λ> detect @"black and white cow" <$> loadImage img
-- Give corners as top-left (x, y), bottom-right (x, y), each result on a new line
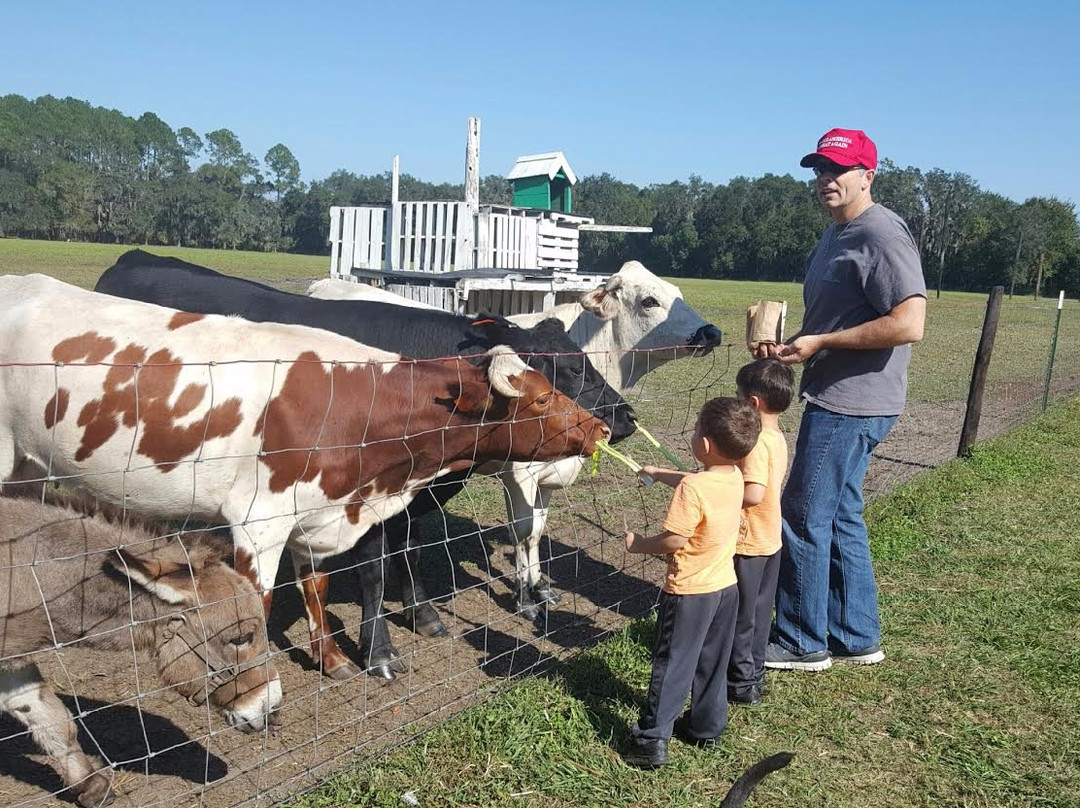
top-left (94, 250), bottom-right (636, 678)
top-left (309, 261), bottom-right (724, 620)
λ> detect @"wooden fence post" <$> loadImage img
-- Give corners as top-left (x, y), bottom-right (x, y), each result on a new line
top-left (958, 286), bottom-right (1004, 457)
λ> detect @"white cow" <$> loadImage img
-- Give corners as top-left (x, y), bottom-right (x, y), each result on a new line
top-left (308, 277), bottom-right (441, 310)
top-left (309, 261), bottom-right (721, 618)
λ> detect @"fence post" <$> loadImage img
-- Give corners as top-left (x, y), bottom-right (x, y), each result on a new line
top-left (1042, 290), bottom-right (1065, 411)
top-left (958, 286), bottom-right (1004, 457)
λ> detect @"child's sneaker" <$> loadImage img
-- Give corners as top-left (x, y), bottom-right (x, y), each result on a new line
top-left (727, 682), bottom-right (763, 705)
top-left (763, 642), bottom-right (832, 672)
top-left (832, 645), bottom-right (885, 665)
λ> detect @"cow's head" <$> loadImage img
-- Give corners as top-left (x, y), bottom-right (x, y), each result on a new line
top-left (468, 316), bottom-right (636, 443)
top-left (452, 347), bottom-right (611, 461)
top-left (580, 260), bottom-right (722, 356)
top-left (111, 540), bottom-right (283, 733)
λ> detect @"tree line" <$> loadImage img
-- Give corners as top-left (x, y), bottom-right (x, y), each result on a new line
top-left (1, 94), bottom-right (1077, 296)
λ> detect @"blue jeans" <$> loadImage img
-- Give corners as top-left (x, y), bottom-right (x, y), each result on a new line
top-left (773, 403), bottom-right (897, 656)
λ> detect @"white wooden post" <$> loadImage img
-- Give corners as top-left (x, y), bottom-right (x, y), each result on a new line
top-left (388, 155), bottom-right (400, 270)
top-left (465, 117), bottom-right (480, 215)
top-left (460, 117), bottom-right (480, 270)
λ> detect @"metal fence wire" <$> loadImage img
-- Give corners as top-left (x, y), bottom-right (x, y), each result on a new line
top-left (0, 295), bottom-right (1077, 808)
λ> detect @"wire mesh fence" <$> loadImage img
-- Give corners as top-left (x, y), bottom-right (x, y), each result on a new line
top-left (0, 290), bottom-right (1077, 808)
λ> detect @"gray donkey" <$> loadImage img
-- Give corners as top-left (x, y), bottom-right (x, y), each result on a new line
top-left (0, 496), bottom-right (283, 807)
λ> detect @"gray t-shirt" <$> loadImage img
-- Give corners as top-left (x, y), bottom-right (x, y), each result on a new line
top-left (799, 203), bottom-right (926, 417)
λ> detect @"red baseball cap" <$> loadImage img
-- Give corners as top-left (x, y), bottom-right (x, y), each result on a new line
top-left (800, 128), bottom-right (878, 171)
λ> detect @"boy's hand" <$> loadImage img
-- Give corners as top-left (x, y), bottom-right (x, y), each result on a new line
top-left (623, 531), bottom-right (637, 552)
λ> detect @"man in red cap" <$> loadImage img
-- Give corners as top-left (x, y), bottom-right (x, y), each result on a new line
top-left (761, 128), bottom-right (927, 672)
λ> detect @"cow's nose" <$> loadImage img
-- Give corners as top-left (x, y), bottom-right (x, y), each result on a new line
top-left (599, 423), bottom-right (612, 440)
top-left (690, 324), bottom-right (722, 347)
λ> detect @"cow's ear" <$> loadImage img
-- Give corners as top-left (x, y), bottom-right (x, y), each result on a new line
top-left (452, 381), bottom-right (493, 416)
top-left (110, 547), bottom-right (197, 606)
top-left (580, 275), bottom-right (623, 321)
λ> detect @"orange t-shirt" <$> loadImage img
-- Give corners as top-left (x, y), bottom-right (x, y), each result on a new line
top-left (736, 427), bottom-right (788, 556)
top-left (661, 467), bottom-right (743, 595)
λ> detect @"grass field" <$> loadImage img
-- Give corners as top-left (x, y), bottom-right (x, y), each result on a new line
top-left (283, 397), bottom-right (1080, 808)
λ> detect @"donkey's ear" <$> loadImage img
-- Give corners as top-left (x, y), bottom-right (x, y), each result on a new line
top-left (111, 547), bottom-right (196, 606)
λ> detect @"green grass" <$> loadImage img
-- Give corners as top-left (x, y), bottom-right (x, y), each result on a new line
top-left (0, 237), bottom-right (327, 290)
top-left (285, 397), bottom-right (1080, 808)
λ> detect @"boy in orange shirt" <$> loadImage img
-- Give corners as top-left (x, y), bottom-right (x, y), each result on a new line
top-left (622, 397), bottom-right (761, 768)
top-left (728, 358), bottom-right (795, 705)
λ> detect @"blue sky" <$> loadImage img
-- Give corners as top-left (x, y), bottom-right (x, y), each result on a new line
top-left (2, 0), bottom-right (1077, 205)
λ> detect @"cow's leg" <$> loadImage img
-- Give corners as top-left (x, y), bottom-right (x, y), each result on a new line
top-left (388, 473), bottom-right (471, 639)
top-left (526, 485), bottom-right (560, 607)
top-left (290, 553), bottom-right (364, 680)
top-left (0, 431), bottom-right (18, 487)
top-left (500, 470), bottom-right (548, 621)
top-left (230, 528), bottom-right (288, 620)
top-left (389, 534), bottom-right (446, 638)
top-left (0, 665), bottom-right (113, 807)
top-left (354, 528), bottom-right (407, 679)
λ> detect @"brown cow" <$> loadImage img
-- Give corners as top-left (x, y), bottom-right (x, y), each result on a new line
top-left (0, 496), bottom-right (282, 807)
top-left (0, 274), bottom-right (609, 677)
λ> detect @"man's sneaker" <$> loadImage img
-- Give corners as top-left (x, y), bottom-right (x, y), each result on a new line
top-left (832, 645), bottom-right (885, 665)
top-left (763, 642), bottom-right (832, 672)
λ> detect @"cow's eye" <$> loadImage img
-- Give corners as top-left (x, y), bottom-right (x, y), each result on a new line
top-left (535, 393), bottom-right (552, 408)
top-left (642, 296), bottom-right (660, 309)
top-left (229, 632), bottom-right (254, 648)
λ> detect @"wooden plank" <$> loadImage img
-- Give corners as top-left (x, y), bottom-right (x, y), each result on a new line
top-left (433, 203), bottom-right (443, 273)
top-left (476, 209), bottom-right (490, 268)
top-left (457, 202), bottom-right (474, 270)
top-left (328, 207), bottom-right (342, 275)
top-left (438, 205), bottom-right (451, 271)
top-left (341, 208), bottom-right (356, 271)
top-left (442, 202), bottom-right (453, 271)
top-left (388, 159), bottom-right (400, 270)
top-left (577, 224), bottom-right (653, 233)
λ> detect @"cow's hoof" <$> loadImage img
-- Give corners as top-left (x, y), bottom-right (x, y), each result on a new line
top-left (532, 581), bottom-right (562, 607)
top-left (324, 660), bottom-right (364, 680)
top-left (76, 772), bottom-right (114, 807)
top-left (410, 604), bottom-right (448, 637)
top-left (365, 651), bottom-right (408, 680)
top-left (366, 662), bottom-right (398, 681)
top-left (416, 618), bottom-right (448, 638)
top-left (519, 601), bottom-right (542, 623)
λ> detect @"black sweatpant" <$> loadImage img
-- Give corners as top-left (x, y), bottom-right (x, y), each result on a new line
top-left (728, 551), bottom-right (781, 693)
top-left (632, 584), bottom-right (739, 742)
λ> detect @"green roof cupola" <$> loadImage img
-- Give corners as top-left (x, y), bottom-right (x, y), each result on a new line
top-left (506, 151), bottom-right (577, 213)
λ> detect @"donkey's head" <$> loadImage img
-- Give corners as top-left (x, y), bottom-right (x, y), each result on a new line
top-left (111, 538), bottom-right (283, 732)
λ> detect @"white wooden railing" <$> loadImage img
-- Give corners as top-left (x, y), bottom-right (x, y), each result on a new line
top-left (329, 204), bottom-right (593, 275)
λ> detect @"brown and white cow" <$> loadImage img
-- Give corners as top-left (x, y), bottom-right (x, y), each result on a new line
top-left (0, 495), bottom-right (281, 808)
top-left (0, 274), bottom-right (609, 677)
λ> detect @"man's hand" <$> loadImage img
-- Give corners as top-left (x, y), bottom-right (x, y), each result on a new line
top-left (750, 343), bottom-right (782, 359)
top-left (624, 531), bottom-right (638, 552)
top-left (777, 335), bottom-right (825, 364)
